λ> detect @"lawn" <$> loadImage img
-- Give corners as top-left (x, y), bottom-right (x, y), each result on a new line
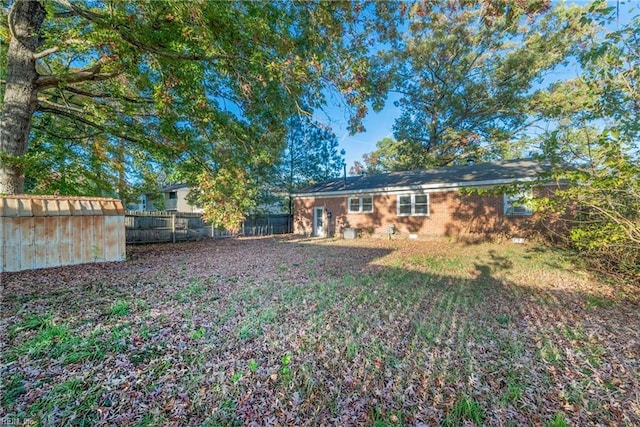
top-left (1, 236), bottom-right (639, 426)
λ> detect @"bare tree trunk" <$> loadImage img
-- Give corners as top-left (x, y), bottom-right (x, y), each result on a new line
top-left (0, 0), bottom-right (46, 194)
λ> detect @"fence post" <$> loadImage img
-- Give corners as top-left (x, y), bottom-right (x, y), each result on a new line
top-left (171, 214), bottom-right (176, 243)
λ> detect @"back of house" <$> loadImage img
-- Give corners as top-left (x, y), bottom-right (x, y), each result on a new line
top-left (292, 158), bottom-right (559, 239)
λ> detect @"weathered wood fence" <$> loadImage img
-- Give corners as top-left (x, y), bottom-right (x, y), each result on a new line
top-left (125, 211), bottom-right (292, 244)
top-left (1, 196), bottom-right (125, 272)
top-left (242, 214), bottom-right (292, 236)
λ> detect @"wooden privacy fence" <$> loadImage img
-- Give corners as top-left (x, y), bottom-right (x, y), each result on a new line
top-left (125, 211), bottom-right (231, 244)
top-left (125, 212), bottom-right (292, 244)
top-left (242, 214), bottom-right (292, 236)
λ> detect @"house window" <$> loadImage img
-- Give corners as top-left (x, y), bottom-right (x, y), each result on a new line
top-left (168, 191), bottom-right (178, 199)
top-left (398, 195), bottom-right (412, 215)
top-left (348, 196), bottom-right (373, 213)
top-left (397, 193), bottom-right (430, 216)
top-left (504, 190), bottom-right (533, 216)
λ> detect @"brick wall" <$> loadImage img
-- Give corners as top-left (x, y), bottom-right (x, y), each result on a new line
top-left (293, 188), bottom-right (547, 239)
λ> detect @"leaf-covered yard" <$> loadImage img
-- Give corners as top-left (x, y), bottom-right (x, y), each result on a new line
top-left (1, 237), bottom-right (639, 426)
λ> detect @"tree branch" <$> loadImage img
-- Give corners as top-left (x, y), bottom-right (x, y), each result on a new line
top-left (33, 46), bottom-right (59, 59)
top-left (53, 0), bottom-right (102, 22)
top-left (37, 105), bottom-right (104, 130)
top-left (38, 98), bottom-right (86, 116)
top-left (113, 29), bottom-right (216, 61)
top-left (34, 38), bottom-right (91, 59)
top-left (53, 0), bottom-right (223, 62)
top-left (36, 57), bottom-right (120, 90)
top-left (61, 86), bottom-right (153, 104)
top-left (52, 10), bottom-right (77, 18)
top-left (31, 123), bottom-right (101, 141)
top-left (36, 105), bottom-right (145, 145)
top-left (7, 0), bottom-right (18, 42)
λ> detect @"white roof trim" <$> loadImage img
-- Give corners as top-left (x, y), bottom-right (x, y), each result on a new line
top-left (292, 177), bottom-right (541, 199)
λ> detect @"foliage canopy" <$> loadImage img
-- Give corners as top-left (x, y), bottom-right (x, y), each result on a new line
top-left (534, 7), bottom-right (640, 280)
top-left (361, 2), bottom-right (594, 170)
top-left (0, 0), bottom-right (397, 226)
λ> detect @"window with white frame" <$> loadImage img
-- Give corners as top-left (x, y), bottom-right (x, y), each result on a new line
top-left (504, 190), bottom-right (533, 216)
top-left (397, 193), bottom-right (430, 216)
top-left (348, 196), bottom-right (373, 213)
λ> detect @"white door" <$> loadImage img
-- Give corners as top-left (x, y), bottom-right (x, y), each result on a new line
top-left (313, 207), bottom-right (325, 237)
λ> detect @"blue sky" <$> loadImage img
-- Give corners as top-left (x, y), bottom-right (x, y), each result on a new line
top-left (327, 0), bottom-right (637, 169)
top-left (317, 91), bottom-right (402, 170)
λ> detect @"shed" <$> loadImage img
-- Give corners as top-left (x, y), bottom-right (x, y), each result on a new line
top-left (0, 196), bottom-right (126, 272)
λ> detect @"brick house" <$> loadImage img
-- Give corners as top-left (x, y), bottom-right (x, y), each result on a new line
top-left (292, 158), bottom-right (556, 239)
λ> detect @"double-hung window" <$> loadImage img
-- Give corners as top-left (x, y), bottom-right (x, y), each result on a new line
top-left (348, 196), bottom-right (373, 213)
top-left (397, 193), bottom-right (429, 216)
top-left (504, 190), bottom-right (533, 216)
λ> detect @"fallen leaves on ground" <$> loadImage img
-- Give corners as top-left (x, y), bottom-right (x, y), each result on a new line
top-left (1, 236), bottom-right (639, 426)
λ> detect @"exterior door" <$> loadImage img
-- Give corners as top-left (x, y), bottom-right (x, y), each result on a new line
top-left (313, 207), bottom-right (325, 237)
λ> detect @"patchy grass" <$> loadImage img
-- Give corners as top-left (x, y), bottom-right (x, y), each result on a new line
top-left (108, 299), bottom-right (131, 316)
top-left (443, 396), bottom-right (485, 426)
top-left (1, 236), bottom-right (639, 425)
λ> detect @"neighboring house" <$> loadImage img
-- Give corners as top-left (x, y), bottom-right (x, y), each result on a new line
top-left (127, 194), bottom-right (151, 212)
top-left (292, 158), bottom-right (557, 239)
top-left (125, 184), bottom-right (202, 213)
top-left (159, 184), bottom-right (203, 213)
top-left (129, 184), bottom-right (286, 215)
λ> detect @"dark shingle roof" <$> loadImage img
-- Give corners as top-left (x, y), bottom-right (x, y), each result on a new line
top-left (161, 183), bottom-right (190, 192)
top-left (293, 158), bottom-right (548, 196)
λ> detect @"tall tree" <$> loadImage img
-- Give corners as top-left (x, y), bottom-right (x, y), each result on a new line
top-left (354, 137), bottom-right (424, 174)
top-left (379, 1), bottom-right (594, 168)
top-left (0, 0), bottom-right (46, 194)
top-left (0, 1), bottom-right (399, 220)
top-left (286, 117), bottom-right (344, 183)
top-left (272, 116), bottom-right (345, 214)
top-left (348, 160), bottom-right (366, 176)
